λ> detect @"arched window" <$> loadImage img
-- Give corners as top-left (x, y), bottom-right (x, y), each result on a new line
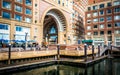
top-left (49, 26), bottom-right (56, 34)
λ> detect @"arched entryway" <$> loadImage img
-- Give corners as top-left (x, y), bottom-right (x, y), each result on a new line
top-left (43, 9), bottom-right (66, 44)
top-left (43, 15), bottom-right (58, 44)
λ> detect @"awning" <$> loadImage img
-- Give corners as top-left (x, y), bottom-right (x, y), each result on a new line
top-left (82, 40), bottom-right (93, 43)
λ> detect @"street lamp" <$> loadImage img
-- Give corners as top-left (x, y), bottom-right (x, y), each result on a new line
top-left (25, 32), bottom-right (28, 50)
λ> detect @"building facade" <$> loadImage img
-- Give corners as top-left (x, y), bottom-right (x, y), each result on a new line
top-left (0, 0), bottom-right (87, 46)
top-left (85, 0), bottom-right (120, 46)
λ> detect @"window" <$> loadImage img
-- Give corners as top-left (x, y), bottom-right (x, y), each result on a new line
top-left (16, 26), bottom-right (22, 31)
top-left (87, 13), bottom-right (91, 17)
top-left (100, 17), bottom-right (104, 22)
top-left (15, 5), bottom-right (22, 12)
top-left (114, 15), bottom-right (120, 20)
top-left (26, 8), bottom-right (32, 15)
top-left (87, 20), bottom-right (91, 23)
top-left (93, 12), bottom-right (98, 16)
top-left (93, 5), bottom-right (98, 10)
top-left (100, 4), bottom-right (104, 8)
top-left (66, 0), bottom-right (68, 6)
top-left (100, 24), bottom-right (104, 29)
top-left (16, 0), bottom-right (22, 3)
top-left (115, 30), bottom-right (120, 34)
top-left (93, 18), bottom-right (98, 22)
top-left (87, 32), bottom-right (91, 35)
top-left (0, 24), bottom-right (8, 30)
top-left (107, 9), bottom-right (112, 14)
top-left (25, 17), bottom-right (31, 23)
top-left (15, 14), bottom-right (22, 21)
top-left (107, 24), bottom-right (112, 28)
top-left (87, 26), bottom-right (91, 30)
top-left (108, 31), bottom-right (111, 34)
top-left (2, 11), bottom-right (10, 19)
top-left (2, 1), bottom-right (11, 9)
top-left (113, 1), bottom-right (120, 6)
top-left (58, 0), bottom-right (60, 4)
top-left (35, 4), bottom-right (37, 7)
top-left (115, 22), bottom-right (120, 27)
top-left (94, 32), bottom-right (98, 35)
top-left (88, 7), bottom-right (91, 11)
top-left (107, 16), bottom-right (112, 21)
top-left (107, 2), bottom-right (112, 7)
top-left (62, 0), bottom-right (64, 6)
top-left (26, 0), bottom-right (32, 6)
top-left (100, 31), bottom-right (104, 35)
top-left (114, 7), bottom-right (120, 13)
top-left (99, 10), bottom-right (104, 15)
top-left (94, 25), bottom-right (98, 28)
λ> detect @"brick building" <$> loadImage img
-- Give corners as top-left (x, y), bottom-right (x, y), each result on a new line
top-left (85, 0), bottom-right (120, 46)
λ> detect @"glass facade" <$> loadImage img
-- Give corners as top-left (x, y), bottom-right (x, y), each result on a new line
top-left (0, 24), bottom-right (10, 40)
top-left (15, 26), bottom-right (30, 41)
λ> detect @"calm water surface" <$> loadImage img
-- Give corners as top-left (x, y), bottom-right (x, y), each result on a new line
top-left (9, 58), bottom-right (120, 75)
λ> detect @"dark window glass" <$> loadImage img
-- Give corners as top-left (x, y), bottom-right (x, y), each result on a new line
top-left (26, 8), bottom-right (31, 15)
top-left (100, 4), bottom-right (104, 8)
top-left (93, 5), bottom-right (97, 10)
top-left (16, 26), bottom-right (22, 31)
top-left (58, 0), bottom-right (60, 4)
top-left (99, 10), bottom-right (104, 15)
top-left (100, 31), bottom-right (104, 35)
top-left (2, 11), bottom-right (10, 19)
top-left (115, 22), bottom-right (120, 27)
top-left (100, 17), bottom-right (104, 22)
top-left (108, 24), bottom-right (112, 27)
top-left (88, 7), bottom-right (91, 11)
top-left (107, 2), bottom-right (112, 7)
top-left (94, 32), bottom-right (98, 35)
top-left (0, 24), bottom-right (8, 30)
top-left (114, 7), bottom-right (120, 13)
top-left (108, 31), bottom-right (112, 34)
top-left (94, 25), bottom-right (98, 28)
top-left (26, 0), bottom-right (32, 6)
top-left (2, 1), bottom-right (11, 9)
top-left (107, 9), bottom-right (112, 14)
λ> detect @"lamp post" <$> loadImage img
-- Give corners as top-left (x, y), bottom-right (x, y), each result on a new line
top-left (25, 32), bottom-right (28, 50)
top-left (8, 44), bottom-right (11, 64)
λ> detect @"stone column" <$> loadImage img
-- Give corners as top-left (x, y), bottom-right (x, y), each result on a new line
top-left (58, 31), bottom-right (64, 44)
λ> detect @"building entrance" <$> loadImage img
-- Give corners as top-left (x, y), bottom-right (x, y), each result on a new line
top-left (43, 15), bottom-right (58, 44)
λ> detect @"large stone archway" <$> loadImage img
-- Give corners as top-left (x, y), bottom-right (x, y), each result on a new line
top-left (43, 9), bottom-right (67, 44)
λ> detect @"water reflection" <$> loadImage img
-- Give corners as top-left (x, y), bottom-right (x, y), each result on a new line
top-left (10, 58), bottom-right (120, 75)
